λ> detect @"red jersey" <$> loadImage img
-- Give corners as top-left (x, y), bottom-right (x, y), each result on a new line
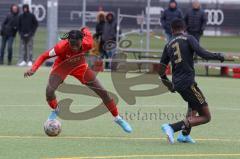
top-left (31, 27), bottom-right (93, 72)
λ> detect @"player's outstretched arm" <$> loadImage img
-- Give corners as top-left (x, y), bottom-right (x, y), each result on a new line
top-left (188, 36), bottom-right (225, 62)
top-left (159, 46), bottom-right (175, 93)
top-left (160, 74), bottom-right (175, 93)
top-left (24, 50), bottom-right (54, 78)
top-left (24, 69), bottom-right (35, 78)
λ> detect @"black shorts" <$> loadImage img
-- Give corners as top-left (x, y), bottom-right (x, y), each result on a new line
top-left (177, 83), bottom-right (208, 111)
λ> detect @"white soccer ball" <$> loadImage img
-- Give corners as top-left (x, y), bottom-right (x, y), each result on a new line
top-left (44, 119), bottom-right (62, 137)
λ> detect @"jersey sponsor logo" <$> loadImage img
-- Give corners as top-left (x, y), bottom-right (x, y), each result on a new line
top-left (49, 49), bottom-right (56, 57)
top-left (205, 9), bottom-right (224, 25)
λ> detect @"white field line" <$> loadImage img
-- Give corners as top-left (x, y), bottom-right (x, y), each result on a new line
top-left (0, 135), bottom-right (239, 143)
top-left (44, 153), bottom-right (240, 159)
top-left (0, 104), bottom-right (240, 111)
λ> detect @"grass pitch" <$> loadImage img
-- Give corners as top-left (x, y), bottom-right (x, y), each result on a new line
top-left (0, 27), bottom-right (240, 159)
top-left (0, 66), bottom-right (240, 159)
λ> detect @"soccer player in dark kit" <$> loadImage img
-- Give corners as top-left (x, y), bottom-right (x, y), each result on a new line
top-left (24, 27), bottom-right (132, 133)
top-left (159, 19), bottom-right (224, 144)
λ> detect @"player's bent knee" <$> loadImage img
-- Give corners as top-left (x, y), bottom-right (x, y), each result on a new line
top-left (202, 114), bottom-right (211, 124)
top-left (206, 114), bottom-right (211, 123)
top-left (205, 107), bottom-right (211, 123)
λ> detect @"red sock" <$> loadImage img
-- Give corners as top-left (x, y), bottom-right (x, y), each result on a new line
top-left (106, 99), bottom-right (119, 117)
top-left (47, 99), bottom-right (58, 109)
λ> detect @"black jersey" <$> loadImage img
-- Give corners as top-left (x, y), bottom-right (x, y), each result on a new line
top-left (160, 33), bottom-right (222, 91)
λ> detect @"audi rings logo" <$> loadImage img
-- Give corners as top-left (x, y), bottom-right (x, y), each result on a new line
top-left (31, 4), bottom-right (46, 21)
top-left (205, 9), bottom-right (224, 25)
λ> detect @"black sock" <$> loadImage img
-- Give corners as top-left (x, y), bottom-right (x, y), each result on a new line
top-left (182, 119), bottom-right (191, 136)
top-left (169, 121), bottom-right (185, 133)
top-left (182, 127), bottom-right (191, 136)
top-left (170, 120), bottom-right (192, 135)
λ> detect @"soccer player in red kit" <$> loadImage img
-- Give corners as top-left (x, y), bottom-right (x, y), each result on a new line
top-left (24, 27), bottom-right (132, 133)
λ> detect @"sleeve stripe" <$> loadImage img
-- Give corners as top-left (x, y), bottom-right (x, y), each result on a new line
top-left (49, 49), bottom-right (56, 57)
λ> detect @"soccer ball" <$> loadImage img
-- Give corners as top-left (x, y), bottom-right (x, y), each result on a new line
top-left (44, 119), bottom-right (62, 137)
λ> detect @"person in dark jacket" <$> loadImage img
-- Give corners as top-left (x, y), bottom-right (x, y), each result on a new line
top-left (0, 4), bottom-right (19, 65)
top-left (95, 11), bottom-right (105, 40)
top-left (102, 12), bottom-right (117, 43)
top-left (101, 12), bottom-right (118, 70)
top-left (18, 4), bottom-right (38, 67)
top-left (161, 0), bottom-right (183, 42)
top-left (95, 11), bottom-right (105, 58)
top-left (184, 0), bottom-right (207, 42)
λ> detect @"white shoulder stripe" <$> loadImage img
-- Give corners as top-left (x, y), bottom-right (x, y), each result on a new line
top-left (49, 49), bottom-right (56, 57)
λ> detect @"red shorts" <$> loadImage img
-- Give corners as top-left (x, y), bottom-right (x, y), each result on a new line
top-left (70, 64), bottom-right (96, 84)
top-left (51, 63), bottom-right (96, 84)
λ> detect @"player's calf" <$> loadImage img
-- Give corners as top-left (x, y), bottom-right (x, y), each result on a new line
top-left (85, 79), bottom-right (118, 117)
top-left (46, 75), bottom-right (63, 119)
top-left (187, 106), bottom-right (211, 127)
top-left (85, 78), bottom-right (132, 133)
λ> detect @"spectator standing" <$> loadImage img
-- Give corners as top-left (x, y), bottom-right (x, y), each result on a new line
top-left (95, 11), bottom-right (105, 42)
top-left (94, 11), bottom-right (105, 68)
top-left (184, 0), bottom-right (207, 42)
top-left (18, 4), bottom-right (38, 67)
top-left (161, 0), bottom-right (183, 42)
top-left (101, 12), bottom-right (118, 70)
top-left (0, 4), bottom-right (19, 65)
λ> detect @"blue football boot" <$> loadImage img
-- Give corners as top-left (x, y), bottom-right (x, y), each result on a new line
top-left (177, 132), bottom-right (196, 144)
top-left (115, 116), bottom-right (132, 133)
top-left (161, 124), bottom-right (175, 144)
top-left (48, 107), bottom-right (59, 120)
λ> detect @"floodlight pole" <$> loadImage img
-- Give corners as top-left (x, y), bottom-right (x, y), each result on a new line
top-left (82, 0), bottom-right (86, 27)
top-left (45, 0), bottom-right (58, 66)
top-left (47, 0), bottom-right (58, 49)
top-left (116, 8), bottom-right (121, 51)
top-left (140, 10), bottom-right (144, 50)
top-left (146, 0), bottom-right (151, 52)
